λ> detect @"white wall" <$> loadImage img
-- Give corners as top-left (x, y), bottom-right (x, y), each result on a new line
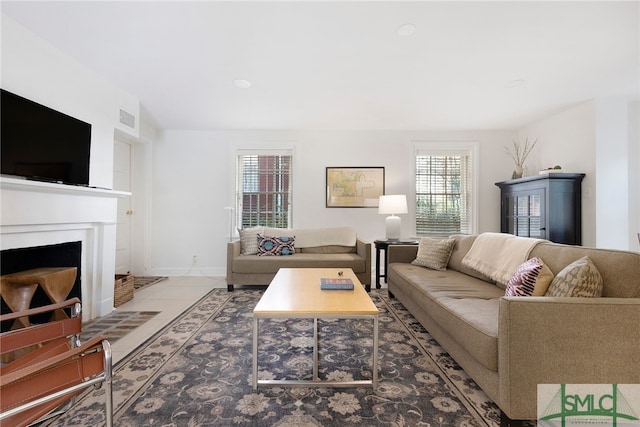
top-left (150, 129), bottom-right (519, 276)
top-left (520, 98), bottom-right (640, 250)
top-left (629, 101), bottom-right (640, 252)
top-left (518, 101), bottom-right (597, 246)
top-left (1, 15), bottom-right (139, 189)
top-left (595, 98), bottom-right (630, 249)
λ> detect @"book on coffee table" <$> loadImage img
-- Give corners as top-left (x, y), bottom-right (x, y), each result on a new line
top-left (320, 278), bottom-right (354, 290)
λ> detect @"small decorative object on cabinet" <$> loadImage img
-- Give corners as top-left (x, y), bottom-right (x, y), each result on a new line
top-left (495, 173), bottom-right (585, 245)
top-left (504, 137), bottom-right (538, 179)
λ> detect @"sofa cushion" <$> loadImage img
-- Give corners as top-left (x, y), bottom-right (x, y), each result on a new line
top-left (411, 237), bottom-right (456, 271)
top-left (233, 253), bottom-right (366, 274)
top-left (257, 235), bottom-right (295, 256)
top-left (299, 245), bottom-right (356, 254)
top-left (545, 256), bottom-right (603, 297)
top-left (264, 227), bottom-right (356, 248)
top-left (505, 257), bottom-right (543, 296)
top-left (238, 226), bottom-right (264, 255)
top-left (388, 263), bottom-right (502, 371)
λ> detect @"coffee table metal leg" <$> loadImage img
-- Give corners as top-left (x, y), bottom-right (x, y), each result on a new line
top-left (253, 317), bottom-right (259, 390)
top-left (373, 316), bottom-right (379, 390)
top-left (253, 314), bottom-right (377, 390)
top-left (313, 318), bottom-right (319, 381)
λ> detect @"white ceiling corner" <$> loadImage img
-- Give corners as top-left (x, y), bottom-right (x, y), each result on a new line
top-left (2, 1), bottom-right (638, 131)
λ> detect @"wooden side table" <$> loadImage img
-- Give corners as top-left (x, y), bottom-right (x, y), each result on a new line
top-left (0, 267), bottom-right (78, 325)
top-left (374, 239), bottom-right (419, 288)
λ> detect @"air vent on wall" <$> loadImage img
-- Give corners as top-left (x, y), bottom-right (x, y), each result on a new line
top-left (119, 108), bottom-right (136, 129)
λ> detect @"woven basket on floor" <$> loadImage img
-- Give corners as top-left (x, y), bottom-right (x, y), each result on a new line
top-left (114, 274), bottom-right (134, 307)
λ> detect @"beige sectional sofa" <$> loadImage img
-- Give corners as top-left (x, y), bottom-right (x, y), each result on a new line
top-left (226, 227), bottom-right (371, 291)
top-left (387, 233), bottom-right (640, 421)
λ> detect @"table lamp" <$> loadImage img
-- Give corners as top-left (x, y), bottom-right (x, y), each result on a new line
top-left (378, 195), bottom-right (407, 240)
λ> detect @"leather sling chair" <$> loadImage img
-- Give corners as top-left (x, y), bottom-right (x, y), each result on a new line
top-left (0, 298), bottom-right (113, 427)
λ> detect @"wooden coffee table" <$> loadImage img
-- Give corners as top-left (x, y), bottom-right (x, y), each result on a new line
top-left (252, 268), bottom-right (379, 390)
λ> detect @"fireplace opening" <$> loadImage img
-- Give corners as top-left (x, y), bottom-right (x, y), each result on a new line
top-left (1, 241), bottom-right (82, 329)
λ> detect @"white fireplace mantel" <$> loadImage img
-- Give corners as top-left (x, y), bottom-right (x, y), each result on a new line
top-left (1, 176), bottom-right (131, 320)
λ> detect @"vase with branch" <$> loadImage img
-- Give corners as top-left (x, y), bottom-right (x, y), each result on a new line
top-left (505, 137), bottom-right (538, 179)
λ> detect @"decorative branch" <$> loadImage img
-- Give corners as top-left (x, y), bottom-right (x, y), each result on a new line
top-left (505, 137), bottom-right (538, 167)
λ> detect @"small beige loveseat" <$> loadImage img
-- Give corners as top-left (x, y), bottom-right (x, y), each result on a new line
top-left (226, 227), bottom-right (371, 291)
top-left (387, 233), bottom-right (640, 421)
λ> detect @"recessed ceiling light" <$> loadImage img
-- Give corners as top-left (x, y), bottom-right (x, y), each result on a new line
top-left (234, 79), bottom-right (252, 89)
top-left (506, 79), bottom-right (525, 88)
top-left (397, 23), bottom-right (416, 37)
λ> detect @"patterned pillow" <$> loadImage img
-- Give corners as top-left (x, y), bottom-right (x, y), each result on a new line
top-left (237, 226), bottom-right (264, 255)
top-left (532, 263), bottom-right (554, 296)
top-left (545, 256), bottom-right (603, 297)
top-left (411, 238), bottom-right (456, 271)
top-left (257, 235), bottom-right (295, 256)
top-left (505, 257), bottom-right (544, 296)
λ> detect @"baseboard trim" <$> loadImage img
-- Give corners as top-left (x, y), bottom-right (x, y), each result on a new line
top-left (150, 267), bottom-right (225, 277)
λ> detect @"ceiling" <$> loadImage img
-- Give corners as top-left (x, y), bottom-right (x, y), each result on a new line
top-left (2, 1), bottom-right (638, 131)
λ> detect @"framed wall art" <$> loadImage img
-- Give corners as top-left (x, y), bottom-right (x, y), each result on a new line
top-left (326, 167), bottom-right (385, 208)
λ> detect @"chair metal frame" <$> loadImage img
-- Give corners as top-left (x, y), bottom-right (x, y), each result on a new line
top-left (0, 298), bottom-right (113, 427)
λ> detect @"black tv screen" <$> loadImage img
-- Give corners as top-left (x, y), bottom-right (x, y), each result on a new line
top-left (1, 89), bottom-right (92, 186)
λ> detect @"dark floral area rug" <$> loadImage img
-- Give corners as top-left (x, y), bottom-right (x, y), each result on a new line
top-left (46, 289), bottom-right (502, 426)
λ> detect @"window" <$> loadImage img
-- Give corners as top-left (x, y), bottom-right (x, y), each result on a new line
top-left (236, 150), bottom-right (292, 228)
top-left (414, 144), bottom-right (476, 236)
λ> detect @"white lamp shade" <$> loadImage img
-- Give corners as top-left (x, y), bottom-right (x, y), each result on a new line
top-left (378, 195), bottom-right (408, 215)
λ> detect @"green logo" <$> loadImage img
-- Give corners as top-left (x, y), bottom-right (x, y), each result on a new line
top-left (538, 384), bottom-right (639, 426)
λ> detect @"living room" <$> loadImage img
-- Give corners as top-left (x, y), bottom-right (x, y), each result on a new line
top-left (2, 2), bottom-right (638, 284)
top-left (1, 1), bottom-right (639, 425)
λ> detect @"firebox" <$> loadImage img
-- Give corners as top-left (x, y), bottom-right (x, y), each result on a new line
top-left (1, 241), bottom-right (82, 328)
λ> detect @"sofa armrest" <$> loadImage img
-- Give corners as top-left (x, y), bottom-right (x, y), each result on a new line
top-left (356, 239), bottom-right (372, 278)
top-left (498, 296), bottom-right (640, 419)
top-left (226, 241), bottom-right (241, 284)
top-left (387, 245), bottom-right (419, 264)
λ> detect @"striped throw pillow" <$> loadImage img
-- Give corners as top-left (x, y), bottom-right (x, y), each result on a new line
top-left (238, 226), bottom-right (264, 255)
top-left (411, 238), bottom-right (456, 271)
top-left (505, 257), bottom-right (544, 296)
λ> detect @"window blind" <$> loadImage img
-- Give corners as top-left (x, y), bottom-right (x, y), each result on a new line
top-left (415, 150), bottom-right (472, 235)
top-left (236, 152), bottom-right (292, 228)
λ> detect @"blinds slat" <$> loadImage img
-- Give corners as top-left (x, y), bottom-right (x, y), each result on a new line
top-left (415, 152), bottom-right (472, 235)
top-left (237, 153), bottom-right (292, 228)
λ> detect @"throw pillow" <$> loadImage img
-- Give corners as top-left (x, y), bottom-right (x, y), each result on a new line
top-left (257, 235), bottom-right (295, 256)
top-left (532, 263), bottom-right (554, 296)
top-left (411, 238), bottom-right (456, 271)
top-left (505, 257), bottom-right (544, 296)
top-left (238, 226), bottom-right (264, 255)
top-left (545, 256), bottom-right (603, 297)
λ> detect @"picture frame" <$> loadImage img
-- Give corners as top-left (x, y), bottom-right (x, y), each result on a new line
top-left (326, 167), bottom-right (385, 208)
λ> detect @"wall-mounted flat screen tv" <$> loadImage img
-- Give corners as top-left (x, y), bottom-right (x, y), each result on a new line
top-left (1, 89), bottom-right (92, 186)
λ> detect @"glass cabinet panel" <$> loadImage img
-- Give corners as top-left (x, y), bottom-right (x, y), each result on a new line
top-left (505, 190), bottom-right (545, 238)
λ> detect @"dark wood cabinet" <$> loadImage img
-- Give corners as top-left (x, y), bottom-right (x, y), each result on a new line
top-left (495, 173), bottom-right (585, 245)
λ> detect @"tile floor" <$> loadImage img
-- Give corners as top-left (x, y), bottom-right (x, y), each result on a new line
top-left (108, 276), bottom-right (227, 363)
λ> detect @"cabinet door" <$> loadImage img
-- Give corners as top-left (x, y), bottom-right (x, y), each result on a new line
top-left (504, 189), bottom-right (546, 239)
